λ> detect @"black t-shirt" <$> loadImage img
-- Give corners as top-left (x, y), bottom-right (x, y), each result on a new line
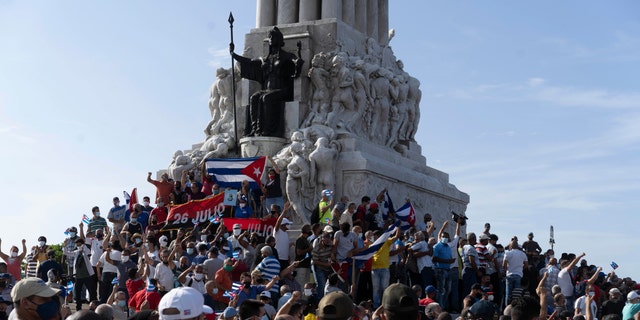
top-left (265, 174), bottom-right (282, 198)
top-left (295, 236), bottom-right (311, 268)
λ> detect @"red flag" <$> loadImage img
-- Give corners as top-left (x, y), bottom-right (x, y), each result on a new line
top-left (240, 156), bottom-right (266, 187)
top-left (128, 188), bottom-right (138, 213)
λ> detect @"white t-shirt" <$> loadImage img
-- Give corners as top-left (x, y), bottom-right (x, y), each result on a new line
top-left (558, 268), bottom-right (574, 297)
top-left (99, 251), bottom-right (122, 273)
top-left (449, 236), bottom-right (460, 269)
top-left (273, 228), bottom-right (290, 261)
top-left (155, 261), bottom-right (177, 291)
top-left (88, 238), bottom-right (104, 267)
top-left (410, 240), bottom-right (433, 271)
top-left (504, 249), bottom-right (527, 277)
top-left (574, 295), bottom-right (597, 319)
top-left (333, 231), bottom-right (357, 261)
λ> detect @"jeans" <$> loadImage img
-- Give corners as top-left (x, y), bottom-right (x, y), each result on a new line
top-left (314, 267), bottom-right (331, 298)
top-left (462, 267), bottom-right (478, 299)
top-left (435, 268), bottom-right (451, 309)
top-left (505, 274), bottom-right (522, 304)
top-left (100, 272), bottom-right (117, 303)
top-left (372, 268), bottom-right (390, 308)
top-left (448, 268), bottom-right (460, 312)
top-left (421, 267), bottom-right (435, 288)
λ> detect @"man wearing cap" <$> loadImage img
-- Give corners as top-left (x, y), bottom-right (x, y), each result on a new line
top-left (419, 285), bottom-right (437, 306)
top-left (259, 291), bottom-right (277, 320)
top-left (601, 287), bottom-right (624, 317)
top-left (373, 283), bottom-right (420, 320)
top-left (316, 190), bottom-right (334, 226)
top-left (622, 291), bottom-right (640, 320)
top-left (316, 291), bottom-right (354, 320)
top-left (62, 227), bottom-right (80, 276)
top-left (158, 286), bottom-right (213, 320)
top-left (274, 203), bottom-right (293, 270)
top-left (9, 278), bottom-right (61, 320)
top-left (311, 229), bottom-right (334, 299)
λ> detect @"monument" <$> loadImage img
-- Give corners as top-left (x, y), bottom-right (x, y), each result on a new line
top-left (167, 1), bottom-right (469, 233)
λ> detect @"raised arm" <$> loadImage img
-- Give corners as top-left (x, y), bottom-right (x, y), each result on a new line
top-left (566, 252), bottom-right (586, 271)
top-left (0, 238), bottom-right (8, 261)
top-left (586, 267), bottom-right (603, 285)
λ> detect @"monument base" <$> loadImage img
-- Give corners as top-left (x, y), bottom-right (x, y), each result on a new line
top-left (240, 136), bottom-right (288, 158)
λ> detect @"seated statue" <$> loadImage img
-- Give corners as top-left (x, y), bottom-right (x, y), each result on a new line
top-left (230, 27), bottom-right (304, 138)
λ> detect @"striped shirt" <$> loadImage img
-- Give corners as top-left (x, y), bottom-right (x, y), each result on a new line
top-left (88, 217), bottom-right (108, 232)
top-left (255, 256), bottom-right (280, 292)
top-left (26, 253), bottom-right (38, 278)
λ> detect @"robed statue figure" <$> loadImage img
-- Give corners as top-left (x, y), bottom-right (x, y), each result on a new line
top-left (230, 27), bottom-right (304, 137)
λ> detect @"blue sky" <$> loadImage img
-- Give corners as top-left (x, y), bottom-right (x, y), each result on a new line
top-left (1, 1), bottom-right (639, 279)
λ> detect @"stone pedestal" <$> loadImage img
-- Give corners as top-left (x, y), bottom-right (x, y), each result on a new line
top-left (240, 136), bottom-right (288, 158)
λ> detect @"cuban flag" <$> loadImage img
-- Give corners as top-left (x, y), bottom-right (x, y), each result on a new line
top-left (82, 214), bottom-right (91, 225)
top-left (146, 277), bottom-right (156, 292)
top-left (205, 156), bottom-right (266, 189)
top-left (61, 280), bottom-right (74, 297)
top-left (353, 220), bottom-right (400, 260)
top-left (209, 213), bottom-right (221, 224)
top-left (611, 261), bottom-right (619, 270)
top-left (223, 282), bottom-right (242, 299)
top-left (64, 228), bottom-right (71, 236)
top-left (395, 201), bottom-right (416, 230)
top-left (124, 188), bottom-right (138, 213)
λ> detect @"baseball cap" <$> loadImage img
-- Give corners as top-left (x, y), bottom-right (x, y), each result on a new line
top-left (259, 291), bottom-right (271, 299)
top-left (233, 223), bottom-right (242, 229)
top-left (369, 203), bottom-right (379, 210)
top-left (627, 291), bottom-right (640, 301)
top-left (223, 307), bottom-right (238, 318)
top-left (322, 189), bottom-right (333, 196)
top-left (282, 218), bottom-right (293, 225)
top-left (11, 278), bottom-right (61, 302)
top-left (317, 291), bottom-right (354, 319)
top-left (479, 234), bottom-right (490, 241)
top-left (382, 283), bottom-right (418, 313)
top-left (158, 287), bottom-right (213, 320)
top-left (323, 225), bottom-right (334, 233)
top-left (609, 288), bottom-right (621, 295)
top-left (425, 285), bottom-right (436, 294)
top-left (159, 235), bottom-right (169, 247)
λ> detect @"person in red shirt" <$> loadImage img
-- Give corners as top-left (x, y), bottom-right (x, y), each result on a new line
top-left (129, 278), bottom-right (161, 312)
top-left (419, 285), bottom-right (437, 306)
top-left (147, 172), bottom-right (173, 204)
top-left (354, 196), bottom-right (370, 227)
top-left (0, 238), bottom-right (27, 281)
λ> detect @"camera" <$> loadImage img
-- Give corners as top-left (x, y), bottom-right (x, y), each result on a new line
top-left (451, 211), bottom-right (468, 225)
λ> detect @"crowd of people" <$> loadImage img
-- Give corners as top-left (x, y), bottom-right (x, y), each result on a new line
top-left (0, 170), bottom-right (638, 320)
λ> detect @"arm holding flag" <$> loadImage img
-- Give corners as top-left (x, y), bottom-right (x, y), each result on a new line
top-left (79, 222), bottom-right (85, 241)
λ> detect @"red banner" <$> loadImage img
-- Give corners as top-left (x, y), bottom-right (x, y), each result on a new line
top-left (222, 217), bottom-right (277, 237)
top-left (162, 194), bottom-right (226, 231)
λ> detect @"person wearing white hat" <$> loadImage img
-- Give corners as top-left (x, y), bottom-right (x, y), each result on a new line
top-left (622, 290), bottom-right (640, 320)
top-left (273, 202), bottom-right (293, 270)
top-left (9, 278), bottom-right (63, 320)
top-left (158, 286), bottom-right (213, 320)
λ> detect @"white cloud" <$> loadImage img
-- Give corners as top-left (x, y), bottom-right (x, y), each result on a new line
top-left (527, 77), bottom-right (545, 87)
top-left (207, 47), bottom-right (230, 69)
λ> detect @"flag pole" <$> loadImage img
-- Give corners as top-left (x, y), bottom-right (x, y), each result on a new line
top-left (228, 12), bottom-right (239, 154)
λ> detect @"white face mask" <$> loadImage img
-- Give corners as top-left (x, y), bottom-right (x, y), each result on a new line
top-left (233, 229), bottom-right (242, 236)
top-left (212, 288), bottom-right (219, 294)
top-left (10, 252), bottom-right (18, 258)
top-left (239, 202), bottom-right (246, 208)
top-left (194, 273), bottom-right (204, 281)
top-left (304, 288), bottom-right (313, 296)
top-left (95, 212), bottom-right (101, 217)
top-left (143, 201), bottom-right (150, 206)
top-left (39, 241), bottom-right (46, 247)
top-left (121, 256), bottom-right (130, 263)
top-left (357, 233), bottom-right (363, 239)
top-left (201, 235), bottom-right (208, 242)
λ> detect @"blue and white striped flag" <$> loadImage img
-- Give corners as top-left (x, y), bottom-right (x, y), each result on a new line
top-left (205, 156), bottom-right (266, 189)
top-left (353, 220), bottom-right (400, 260)
top-left (146, 277), bottom-right (156, 292)
top-left (395, 201), bottom-right (416, 230)
top-left (223, 282), bottom-right (242, 299)
top-left (82, 214), bottom-right (90, 225)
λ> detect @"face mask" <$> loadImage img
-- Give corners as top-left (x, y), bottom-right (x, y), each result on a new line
top-left (223, 233), bottom-right (229, 238)
top-left (11, 252), bottom-right (18, 258)
top-left (33, 299), bottom-right (60, 320)
top-left (144, 243), bottom-right (150, 249)
top-left (135, 238), bottom-right (142, 244)
top-left (158, 202), bottom-right (164, 207)
top-left (549, 255), bottom-right (554, 260)
top-left (96, 234), bottom-right (104, 240)
top-left (201, 235), bottom-right (208, 242)
top-left (588, 291), bottom-right (595, 297)
top-left (187, 248), bottom-right (195, 255)
top-left (121, 256), bottom-right (130, 263)
top-left (239, 203), bottom-right (246, 208)
top-left (223, 265), bottom-right (233, 272)
top-left (441, 238), bottom-right (449, 244)
top-left (39, 241), bottom-right (46, 247)
top-left (233, 229), bottom-right (241, 236)
top-left (95, 212), bottom-right (101, 217)
top-left (117, 300), bottom-right (127, 307)
top-left (69, 232), bottom-right (77, 238)
top-left (130, 218), bottom-right (138, 224)
top-left (243, 281), bottom-right (251, 287)
top-left (194, 273), bottom-right (204, 281)
top-left (212, 288), bottom-right (219, 294)
top-left (143, 201), bottom-right (150, 206)
top-left (357, 233), bottom-right (362, 239)
top-left (304, 288), bottom-right (312, 296)
top-left (163, 260), bottom-right (170, 265)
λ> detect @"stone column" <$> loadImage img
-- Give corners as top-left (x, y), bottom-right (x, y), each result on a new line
top-left (299, 0), bottom-right (320, 22)
top-left (342, 0), bottom-right (355, 27)
top-left (366, 0), bottom-right (378, 40)
top-left (377, 0), bottom-right (389, 45)
top-left (256, 0), bottom-right (276, 27)
top-left (321, 0), bottom-right (342, 20)
top-left (277, 0), bottom-right (299, 24)
top-left (354, 0), bottom-right (366, 33)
